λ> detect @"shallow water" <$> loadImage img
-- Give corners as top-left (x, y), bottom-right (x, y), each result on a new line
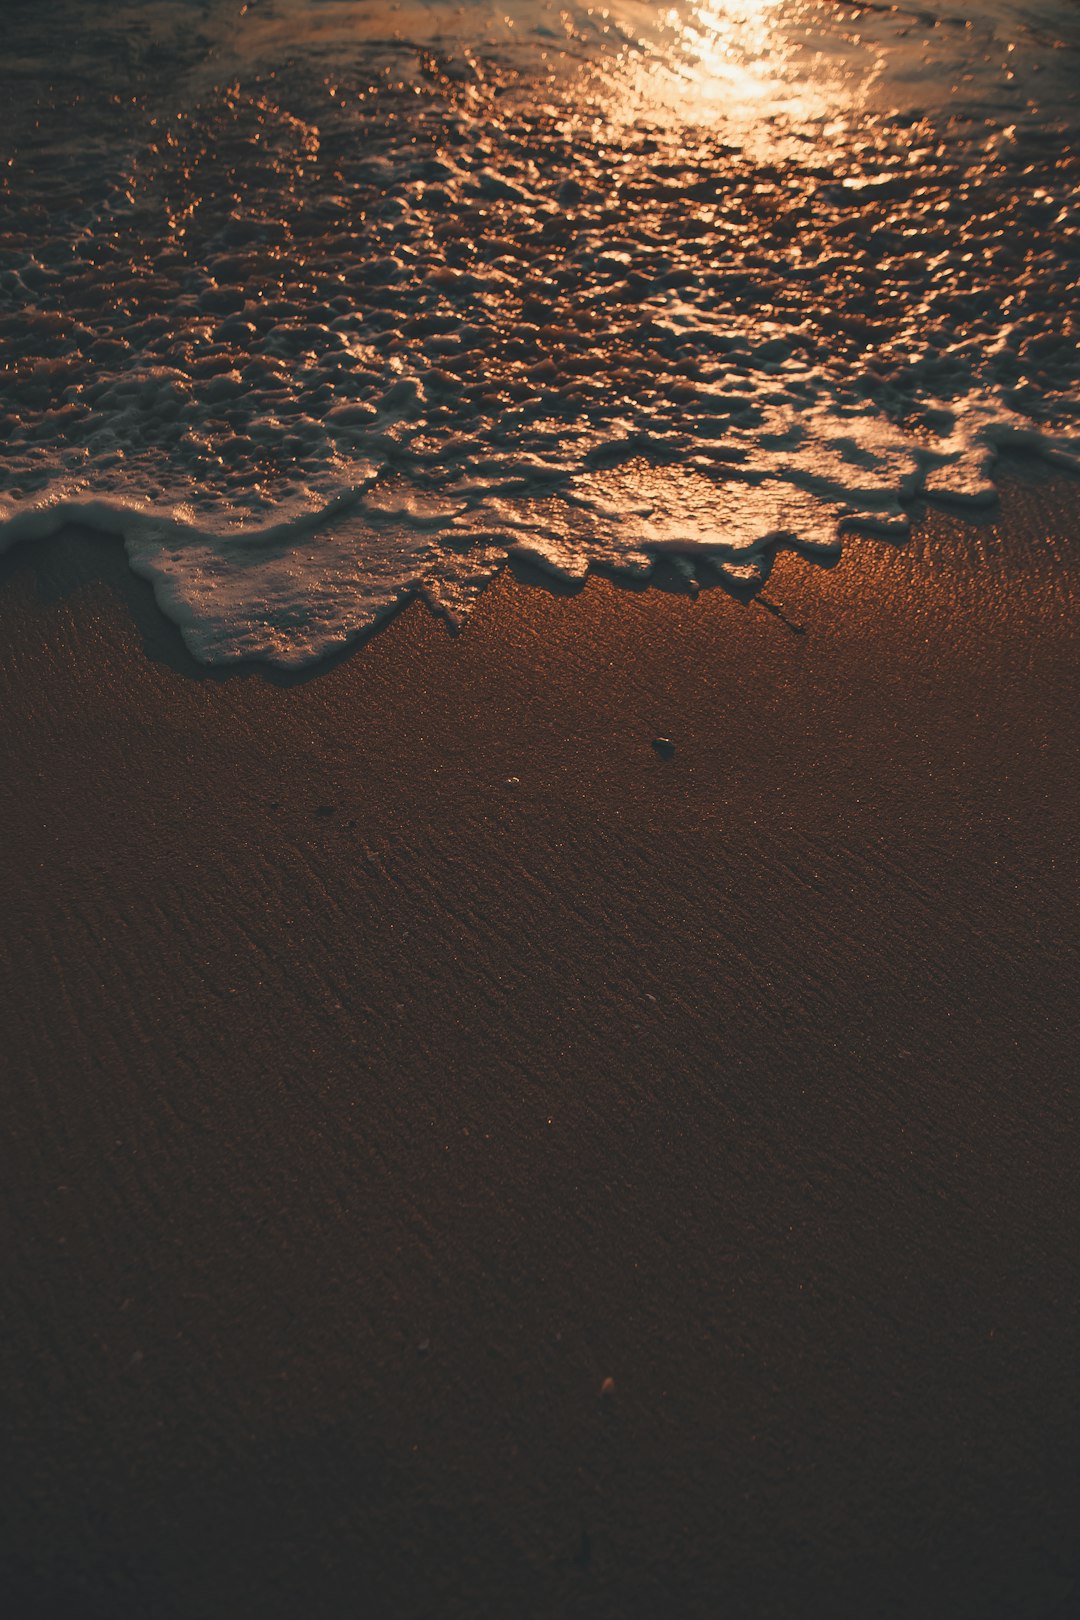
top-left (2, 0), bottom-right (1078, 662)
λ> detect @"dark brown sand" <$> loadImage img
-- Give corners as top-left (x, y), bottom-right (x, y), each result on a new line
top-left (1, 467), bottom-right (1078, 1620)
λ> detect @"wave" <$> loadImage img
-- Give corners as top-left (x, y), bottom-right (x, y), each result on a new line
top-left (1, 2), bottom-right (1078, 662)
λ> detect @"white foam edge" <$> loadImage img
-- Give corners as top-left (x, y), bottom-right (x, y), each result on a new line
top-left (1, 414), bottom-right (1077, 665)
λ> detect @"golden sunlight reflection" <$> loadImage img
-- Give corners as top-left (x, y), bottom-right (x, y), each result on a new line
top-left (603, 0), bottom-right (877, 149)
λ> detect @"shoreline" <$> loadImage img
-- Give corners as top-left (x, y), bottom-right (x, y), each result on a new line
top-left (1, 466), bottom-right (1078, 1619)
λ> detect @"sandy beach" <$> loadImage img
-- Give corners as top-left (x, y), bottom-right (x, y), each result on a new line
top-left (1, 465), bottom-right (1078, 1618)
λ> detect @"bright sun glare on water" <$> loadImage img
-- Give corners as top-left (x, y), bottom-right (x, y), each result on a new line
top-left (666, 0), bottom-right (790, 106)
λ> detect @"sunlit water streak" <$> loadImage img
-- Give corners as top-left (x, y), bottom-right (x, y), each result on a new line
top-left (1, 0), bottom-right (1078, 662)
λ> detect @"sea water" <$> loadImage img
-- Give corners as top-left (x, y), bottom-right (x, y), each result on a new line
top-left (1, 0), bottom-right (1077, 663)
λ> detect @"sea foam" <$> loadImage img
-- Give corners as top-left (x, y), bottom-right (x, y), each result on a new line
top-left (1, 0), bottom-right (1078, 663)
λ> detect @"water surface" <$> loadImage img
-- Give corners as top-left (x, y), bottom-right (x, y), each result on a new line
top-left (2, 0), bottom-right (1078, 661)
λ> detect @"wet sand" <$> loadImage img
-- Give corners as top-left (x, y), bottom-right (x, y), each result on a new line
top-left (1, 467), bottom-right (1078, 1619)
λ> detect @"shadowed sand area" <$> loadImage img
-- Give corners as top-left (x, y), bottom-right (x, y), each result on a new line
top-left (1, 467), bottom-right (1078, 1618)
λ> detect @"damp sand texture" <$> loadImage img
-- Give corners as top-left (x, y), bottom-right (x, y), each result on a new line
top-left (1, 473), bottom-right (1078, 1619)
